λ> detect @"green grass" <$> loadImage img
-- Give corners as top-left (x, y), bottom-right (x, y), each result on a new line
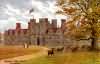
top-left (20, 52), bottom-right (100, 64)
top-left (0, 46), bottom-right (41, 59)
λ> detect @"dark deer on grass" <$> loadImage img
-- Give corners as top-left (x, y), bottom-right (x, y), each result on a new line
top-left (57, 47), bottom-right (64, 52)
top-left (48, 48), bottom-right (54, 56)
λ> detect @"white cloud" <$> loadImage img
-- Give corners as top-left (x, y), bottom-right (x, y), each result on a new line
top-left (0, 0), bottom-right (67, 32)
top-left (0, 20), bottom-right (9, 32)
top-left (6, 4), bottom-right (21, 15)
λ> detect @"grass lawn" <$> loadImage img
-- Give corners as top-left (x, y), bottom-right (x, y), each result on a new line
top-left (0, 45), bottom-right (41, 60)
top-left (20, 52), bottom-right (100, 64)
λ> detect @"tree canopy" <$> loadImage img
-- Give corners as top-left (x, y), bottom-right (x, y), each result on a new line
top-left (57, 0), bottom-right (100, 50)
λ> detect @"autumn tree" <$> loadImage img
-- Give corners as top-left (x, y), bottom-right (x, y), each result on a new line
top-left (57, 0), bottom-right (100, 50)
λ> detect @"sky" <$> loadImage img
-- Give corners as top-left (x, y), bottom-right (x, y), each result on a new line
top-left (0, 0), bottom-right (67, 32)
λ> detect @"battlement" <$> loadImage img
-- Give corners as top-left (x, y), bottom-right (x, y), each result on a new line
top-left (3, 18), bottom-right (68, 45)
top-left (3, 18), bottom-right (92, 47)
top-left (4, 18), bottom-right (67, 36)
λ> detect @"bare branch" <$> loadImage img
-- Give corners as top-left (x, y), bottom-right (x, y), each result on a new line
top-left (75, 2), bottom-right (88, 15)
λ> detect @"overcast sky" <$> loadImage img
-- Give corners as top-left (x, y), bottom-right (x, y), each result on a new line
top-left (0, 0), bottom-right (67, 32)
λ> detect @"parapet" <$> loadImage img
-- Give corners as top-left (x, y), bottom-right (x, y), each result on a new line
top-left (4, 18), bottom-right (67, 36)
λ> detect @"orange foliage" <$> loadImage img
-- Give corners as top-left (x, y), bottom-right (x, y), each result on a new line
top-left (63, 7), bottom-right (76, 14)
top-left (69, 0), bottom-right (78, 2)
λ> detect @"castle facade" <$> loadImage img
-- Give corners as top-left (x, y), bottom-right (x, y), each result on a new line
top-left (4, 18), bottom-right (67, 46)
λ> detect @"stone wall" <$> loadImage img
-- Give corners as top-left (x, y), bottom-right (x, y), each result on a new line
top-left (3, 18), bottom-right (91, 47)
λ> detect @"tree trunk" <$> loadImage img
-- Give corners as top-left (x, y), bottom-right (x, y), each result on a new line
top-left (91, 37), bottom-right (97, 50)
top-left (91, 26), bottom-right (97, 50)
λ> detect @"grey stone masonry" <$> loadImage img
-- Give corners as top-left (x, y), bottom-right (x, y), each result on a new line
top-left (4, 18), bottom-right (91, 47)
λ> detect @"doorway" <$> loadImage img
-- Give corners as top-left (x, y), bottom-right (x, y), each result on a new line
top-left (37, 37), bottom-right (40, 45)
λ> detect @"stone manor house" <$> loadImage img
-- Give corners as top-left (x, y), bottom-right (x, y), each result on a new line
top-left (1, 18), bottom-right (90, 46)
top-left (3, 18), bottom-right (68, 46)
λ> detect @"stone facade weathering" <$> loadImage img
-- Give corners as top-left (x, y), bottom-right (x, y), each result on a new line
top-left (4, 18), bottom-right (67, 46)
top-left (3, 17), bottom-right (92, 48)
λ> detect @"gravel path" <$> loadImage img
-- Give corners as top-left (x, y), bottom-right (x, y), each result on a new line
top-left (0, 47), bottom-right (48, 64)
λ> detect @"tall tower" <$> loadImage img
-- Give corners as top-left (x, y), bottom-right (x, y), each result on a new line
top-left (51, 19), bottom-right (57, 32)
top-left (28, 18), bottom-right (36, 30)
top-left (39, 18), bottom-right (49, 35)
top-left (52, 19), bottom-right (57, 28)
top-left (15, 23), bottom-right (21, 35)
top-left (28, 18), bottom-right (36, 35)
top-left (37, 18), bottom-right (49, 46)
top-left (61, 19), bottom-right (66, 32)
top-left (61, 19), bottom-right (66, 27)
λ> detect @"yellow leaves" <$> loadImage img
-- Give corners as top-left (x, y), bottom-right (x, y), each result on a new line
top-left (57, 0), bottom-right (65, 5)
top-left (96, 8), bottom-right (100, 14)
top-left (69, 0), bottom-right (78, 2)
top-left (64, 17), bottom-right (92, 39)
top-left (57, 0), bottom-right (100, 39)
top-left (62, 7), bottom-right (77, 14)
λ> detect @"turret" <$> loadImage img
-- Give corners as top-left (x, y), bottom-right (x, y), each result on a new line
top-left (28, 18), bottom-right (36, 29)
top-left (52, 19), bottom-right (57, 29)
top-left (61, 19), bottom-right (66, 32)
top-left (15, 23), bottom-right (21, 35)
